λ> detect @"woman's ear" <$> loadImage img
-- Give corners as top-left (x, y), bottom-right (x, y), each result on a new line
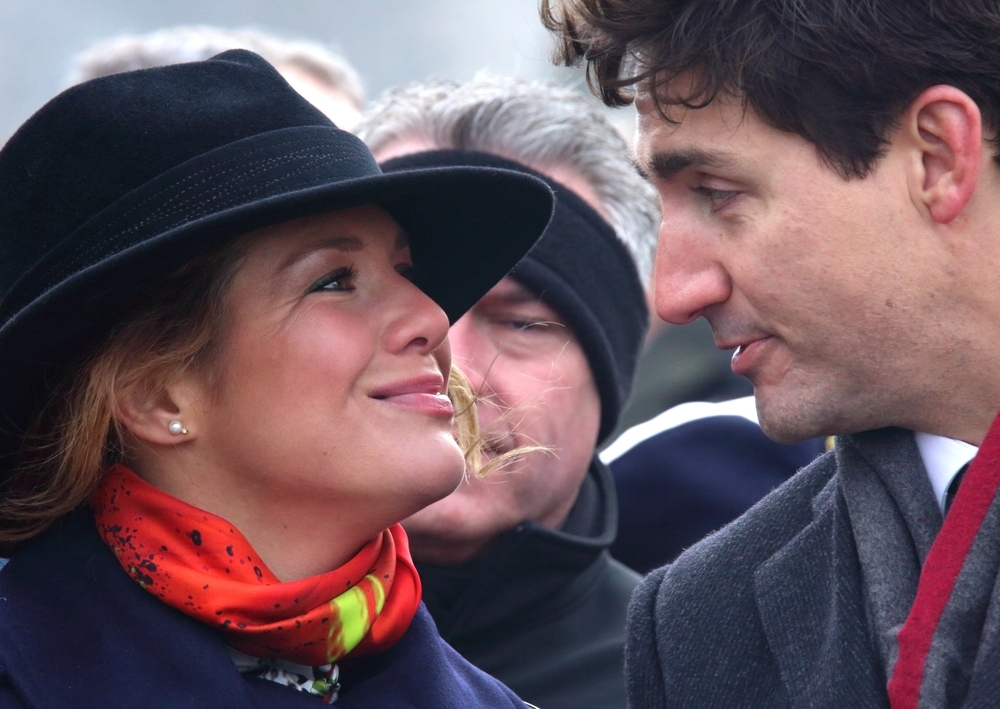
top-left (117, 376), bottom-right (205, 446)
top-left (902, 85), bottom-right (983, 225)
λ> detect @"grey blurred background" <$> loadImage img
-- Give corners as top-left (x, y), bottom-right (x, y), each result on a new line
top-left (0, 0), bottom-right (635, 144)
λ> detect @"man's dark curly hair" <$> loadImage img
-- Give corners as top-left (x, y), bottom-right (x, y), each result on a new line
top-left (541, 0), bottom-right (1000, 178)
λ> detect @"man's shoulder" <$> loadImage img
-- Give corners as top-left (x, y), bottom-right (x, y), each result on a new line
top-left (625, 455), bottom-right (840, 708)
top-left (458, 552), bottom-right (639, 709)
top-left (670, 450), bottom-right (839, 580)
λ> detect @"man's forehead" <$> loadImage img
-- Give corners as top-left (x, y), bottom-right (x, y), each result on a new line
top-left (635, 96), bottom-right (766, 174)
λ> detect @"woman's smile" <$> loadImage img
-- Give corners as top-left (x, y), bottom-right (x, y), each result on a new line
top-left (370, 373), bottom-right (455, 417)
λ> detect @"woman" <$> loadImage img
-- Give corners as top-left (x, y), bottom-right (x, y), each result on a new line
top-left (0, 50), bottom-right (552, 707)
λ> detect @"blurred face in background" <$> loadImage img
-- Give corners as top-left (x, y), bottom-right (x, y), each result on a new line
top-left (402, 276), bottom-right (601, 565)
top-left (373, 141), bottom-right (605, 565)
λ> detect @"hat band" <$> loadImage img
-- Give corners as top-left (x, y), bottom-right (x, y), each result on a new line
top-left (0, 126), bottom-right (378, 325)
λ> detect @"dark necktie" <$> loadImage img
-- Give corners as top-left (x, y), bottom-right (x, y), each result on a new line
top-left (944, 463), bottom-right (969, 515)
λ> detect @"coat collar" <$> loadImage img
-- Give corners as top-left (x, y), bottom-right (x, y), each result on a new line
top-left (418, 456), bottom-right (620, 640)
top-left (0, 507), bottom-right (524, 709)
top-left (749, 431), bottom-right (926, 709)
top-left (0, 508), bottom-right (318, 708)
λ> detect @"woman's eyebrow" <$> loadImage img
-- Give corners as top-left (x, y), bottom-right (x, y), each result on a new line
top-left (314, 236), bottom-right (364, 252)
top-left (279, 236), bottom-right (364, 271)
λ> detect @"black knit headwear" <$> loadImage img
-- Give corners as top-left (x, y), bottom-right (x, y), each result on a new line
top-left (381, 150), bottom-right (649, 443)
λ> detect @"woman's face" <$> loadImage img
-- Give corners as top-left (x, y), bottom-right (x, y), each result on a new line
top-left (157, 205), bottom-right (463, 563)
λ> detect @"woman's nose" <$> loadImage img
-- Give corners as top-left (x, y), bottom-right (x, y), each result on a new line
top-left (382, 277), bottom-right (451, 356)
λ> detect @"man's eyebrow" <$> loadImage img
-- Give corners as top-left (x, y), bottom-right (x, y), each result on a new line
top-left (643, 149), bottom-right (742, 180)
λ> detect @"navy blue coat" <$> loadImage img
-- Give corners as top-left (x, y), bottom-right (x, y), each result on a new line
top-left (0, 508), bottom-right (526, 708)
top-left (602, 398), bottom-right (826, 573)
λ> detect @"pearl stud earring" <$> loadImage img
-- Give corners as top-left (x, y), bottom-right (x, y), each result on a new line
top-left (168, 420), bottom-right (188, 435)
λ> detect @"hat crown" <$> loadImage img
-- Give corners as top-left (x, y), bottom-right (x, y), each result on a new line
top-left (0, 50), bottom-right (332, 295)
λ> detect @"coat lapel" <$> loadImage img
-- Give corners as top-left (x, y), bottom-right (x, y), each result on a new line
top-left (754, 474), bottom-right (889, 709)
top-left (836, 429), bottom-right (940, 674)
top-left (0, 509), bottom-right (320, 709)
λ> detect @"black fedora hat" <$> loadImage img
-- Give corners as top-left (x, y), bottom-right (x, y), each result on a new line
top-left (0, 49), bottom-right (553, 473)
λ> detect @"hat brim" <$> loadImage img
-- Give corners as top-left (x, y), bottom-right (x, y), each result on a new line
top-left (0, 126), bottom-right (552, 469)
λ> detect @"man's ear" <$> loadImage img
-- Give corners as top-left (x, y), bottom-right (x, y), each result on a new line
top-left (117, 377), bottom-right (204, 446)
top-left (903, 85), bottom-right (983, 224)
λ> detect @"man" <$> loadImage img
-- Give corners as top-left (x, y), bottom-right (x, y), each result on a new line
top-left (356, 77), bottom-right (659, 709)
top-left (70, 25), bottom-right (365, 129)
top-left (544, 1), bottom-right (1000, 706)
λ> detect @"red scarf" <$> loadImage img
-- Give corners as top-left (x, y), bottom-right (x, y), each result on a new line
top-left (90, 465), bottom-right (421, 666)
top-left (888, 413), bottom-right (1000, 708)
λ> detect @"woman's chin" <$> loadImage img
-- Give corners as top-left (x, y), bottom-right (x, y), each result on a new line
top-left (403, 453), bottom-right (468, 516)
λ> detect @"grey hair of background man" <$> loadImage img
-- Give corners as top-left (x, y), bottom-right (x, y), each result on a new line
top-left (68, 25), bottom-right (364, 110)
top-left (355, 76), bottom-right (659, 287)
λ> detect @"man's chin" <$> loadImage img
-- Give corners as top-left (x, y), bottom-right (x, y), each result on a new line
top-left (755, 388), bottom-right (830, 444)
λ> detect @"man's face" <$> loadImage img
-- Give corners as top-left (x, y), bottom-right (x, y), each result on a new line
top-left (402, 277), bottom-right (601, 564)
top-left (636, 90), bottom-right (956, 442)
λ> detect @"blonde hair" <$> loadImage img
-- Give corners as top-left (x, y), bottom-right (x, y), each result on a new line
top-left (0, 232), bottom-right (490, 548)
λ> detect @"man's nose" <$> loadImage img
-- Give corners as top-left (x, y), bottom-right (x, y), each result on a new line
top-left (653, 223), bottom-right (732, 324)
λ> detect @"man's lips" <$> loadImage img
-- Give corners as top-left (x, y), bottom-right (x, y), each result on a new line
top-left (729, 336), bottom-right (772, 376)
top-left (370, 374), bottom-right (454, 417)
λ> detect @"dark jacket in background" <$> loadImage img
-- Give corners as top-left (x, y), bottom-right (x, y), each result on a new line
top-left (603, 397), bottom-right (826, 573)
top-left (0, 509), bottom-right (526, 709)
top-left (419, 458), bottom-right (640, 709)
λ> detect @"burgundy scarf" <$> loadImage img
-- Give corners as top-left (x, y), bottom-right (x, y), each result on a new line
top-left (888, 415), bottom-right (1000, 708)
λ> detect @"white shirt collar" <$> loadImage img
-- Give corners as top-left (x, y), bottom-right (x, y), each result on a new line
top-left (914, 432), bottom-right (978, 514)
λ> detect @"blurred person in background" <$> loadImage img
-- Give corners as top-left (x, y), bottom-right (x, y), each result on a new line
top-left (357, 76), bottom-right (656, 709)
top-left (70, 24), bottom-right (365, 130)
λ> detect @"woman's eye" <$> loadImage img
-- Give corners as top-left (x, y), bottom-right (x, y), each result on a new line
top-left (309, 266), bottom-right (358, 292)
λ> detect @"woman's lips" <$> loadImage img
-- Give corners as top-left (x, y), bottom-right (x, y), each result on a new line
top-left (377, 392), bottom-right (455, 417)
top-left (370, 374), bottom-right (454, 417)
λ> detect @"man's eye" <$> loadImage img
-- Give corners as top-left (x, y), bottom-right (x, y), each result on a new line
top-left (503, 319), bottom-right (561, 332)
top-left (396, 263), bottom-right (415, 281)
top-left (691, 185), bottom-right (738, 204)
top-left (309, 266), bottom-right (358, 292)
